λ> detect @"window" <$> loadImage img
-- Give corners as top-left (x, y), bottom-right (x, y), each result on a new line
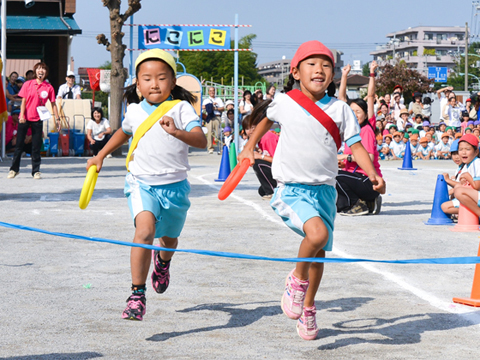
top-left (424, 33), bottom-right (434, 40)
top-left (458, 34), bottom-right (464, 41)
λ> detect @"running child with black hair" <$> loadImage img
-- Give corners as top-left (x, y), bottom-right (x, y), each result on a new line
top-left (87, 49), bottom-right (207, 321)
top-left (238, 41), bottom-right (385, 340)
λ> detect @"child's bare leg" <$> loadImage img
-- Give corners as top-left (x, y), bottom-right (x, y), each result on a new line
top-left (441, 201), bottom-right (459, 215)
top-left (455, 187), bottom-right (480, 217)
top-left (159, 236), bottom-right (178, 262)
top-left (131, 211), bottom-right (156, 285)
top-left (294, 217), bottom-right (328, 280)
top-left (304, 249), bottom-right (325, 308)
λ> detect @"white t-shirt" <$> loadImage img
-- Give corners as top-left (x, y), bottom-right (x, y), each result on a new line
top-left (418, 145), bottom-right (431, 156)
top-left (266, 93), bottom-right (361, 186)
top-left (439, 93), bottom-right (448, 120)
top-left (57, 83), bottom-right (81, 99)
top-left (122, 100), bottom-right (200, 185)
top-left (459, 157), bottom-right (480, 181)
top-left (239, 100), bottom-right (254, 116)
top-left (203, 97), bottom-right (225, 116)
top-left (389, 140), bottom-right (405, 157)
top-left (435, 142), bottom-right (450, 154)
top-left (86, 118), bottom-right (111, 141)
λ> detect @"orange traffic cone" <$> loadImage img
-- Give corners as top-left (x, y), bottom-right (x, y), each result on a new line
top-left (450, 185), bottom-right (480, 232)
top-left (453, 242), bottom-right (480, 307)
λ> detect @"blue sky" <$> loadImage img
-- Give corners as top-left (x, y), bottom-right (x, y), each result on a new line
top-left (73, 0), bottom-right (471, 71)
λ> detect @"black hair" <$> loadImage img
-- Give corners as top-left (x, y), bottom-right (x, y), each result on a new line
top-left (283, 73), bottom-right (336, 97)
top-left (227, 109), bottom-right (234, 115)
top-left (245, 99), bottom-right (272, 130)
top-left (241, 115), bottom-right (251, 132)
top-left (123, 58), bottom-right (196, 105)
top-left (243, 90), bottom-right (256, 107)
top-left (348, 98), bottom-right (378, 135)
top-left (91, 107), bottom-right (104, 120)
top-left (422, 96), bottom-right (432, 105)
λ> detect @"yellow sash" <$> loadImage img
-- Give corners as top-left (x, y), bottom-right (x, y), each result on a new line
top-left (126, 99), bottom-right (181, 171)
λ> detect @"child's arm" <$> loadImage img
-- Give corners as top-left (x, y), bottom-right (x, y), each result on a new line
top-left (350, 142), bottom-right (386, 194)
top-left (367, 61), bottom-right (377, 120)
top-left (459, 173), bottom-right (480, 189)
top-left (238, 116), bottom-right (274, 166)
top-left (443, 172), bottom-right (458, 188)
top-left (338, 64), bottom-right (351, 103)
top-left (87, 129), bottom-right (130, 172)
top-left (159, 116), bottom-right (207, 149)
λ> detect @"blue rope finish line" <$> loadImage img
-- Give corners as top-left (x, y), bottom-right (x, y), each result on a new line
top-left (1, 221), bottom-right (480, 265)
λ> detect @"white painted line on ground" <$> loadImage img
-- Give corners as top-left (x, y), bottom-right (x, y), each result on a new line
top-left (194, 172), bottom-right (480, 327)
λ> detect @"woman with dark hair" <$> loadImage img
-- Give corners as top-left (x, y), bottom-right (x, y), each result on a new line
top-left (7, 62), bottom-right (60, 179)
top-left (239, 90), bottom-right (255, 117)
top-left (336, 61), bottom-right (383, 215)
top-left (266, 85), bottom-right (276, 100)
top-left (86, 107), bottom-right (112, 156)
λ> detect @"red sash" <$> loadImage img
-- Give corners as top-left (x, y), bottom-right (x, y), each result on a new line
top-left (287, 89), bottom-right (341, 150)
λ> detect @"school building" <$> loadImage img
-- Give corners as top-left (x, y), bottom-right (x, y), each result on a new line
top-left (257, 49), bottom-right (344, 87)
top-left (370, 26), bottom-right (467, 74)
top-left (0, 0), bottom-right (81, 91)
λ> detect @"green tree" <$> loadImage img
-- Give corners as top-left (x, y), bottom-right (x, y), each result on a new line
top-left (362, 62), bottom-right (370, 76)
top-left (178, 34), bottom-right (264, 85)
top-left (447, 42), bottom-right (480, 91)
top-left (376, 61), bottom-right (433, 103)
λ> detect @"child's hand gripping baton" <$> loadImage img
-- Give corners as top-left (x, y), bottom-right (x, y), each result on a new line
top-left (79, 165), bottom-right (99, 209)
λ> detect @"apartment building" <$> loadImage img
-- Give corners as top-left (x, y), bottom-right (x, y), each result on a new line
top-left (370, 26), bottom-right (466, 74)
top-left (258, 49), bottom-right (344, 87)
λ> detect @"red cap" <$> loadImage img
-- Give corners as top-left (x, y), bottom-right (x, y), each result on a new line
top-left (459, 133), bottom-right (479, 148)
top-left (393, 84), bottom-right (403, 91)
top-left (467, 98), bottom-right (472, 102)
top-left (290, 41), bottom-right (335, 73)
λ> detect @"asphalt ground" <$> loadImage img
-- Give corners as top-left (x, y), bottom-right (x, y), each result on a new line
top-left (1, 151), bottom-right (480, 359)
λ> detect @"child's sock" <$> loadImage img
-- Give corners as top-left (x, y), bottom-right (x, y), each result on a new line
top-left (131, 284), bottom-right (146, 295)
top-left (157, 254), bottom-right (171, 268)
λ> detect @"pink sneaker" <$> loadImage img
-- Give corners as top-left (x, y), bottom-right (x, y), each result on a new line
top-left (297, 305), bottom-right (319, 340)
top-left (281, 269), bottom-right (309, 320)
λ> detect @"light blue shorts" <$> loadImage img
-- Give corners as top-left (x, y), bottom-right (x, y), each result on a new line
top-left (124, 174), bottom-right (191, 238)
top-left (270, 183), bottom-right (337, 251)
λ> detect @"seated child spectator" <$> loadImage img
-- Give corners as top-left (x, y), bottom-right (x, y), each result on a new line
top-left (222, 100), bottom-right (235, 127)
top-left (376, 135), bottom-right (384, 160)
top-left (445, 126), bottom-right (455, 144)
top-left (419, 121), bottom-right (430, 138)
top-left (441, 134), bottom-right (480, 217)
top-left (473, 128), bottom-right (480, 139)
top-left (425, 133), bottom-right (436, 148)
top-left (435, 133), bottom-right (451, 159)
top-left (390, 131), bottom-right (405, 159)
top-left (398, 108), bottom-right (411, 131)
top-left (223, 126), bottom-right (233, 148)
top-left (402, 132), bottom-right (409, 145)
top-left (417, 137), bottom-right (434, 160)
top-left (465, 127), bottom-right (473, 134)
top-left (435, 122), bottom-right (446, 141)
top-left (409, 134), bottom-right (419, 157)
top-left (386, 123), bottom-right (398, 135)
top-left (382, 134), bottom-right (393, 160)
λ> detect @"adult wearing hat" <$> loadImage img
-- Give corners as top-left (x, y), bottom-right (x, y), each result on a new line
top-left (409, 91), bottom-right (423, 117)
top-left (57, 70), bottom-right (82, 100)
top-left (397, 108), bottom-right (411, 131)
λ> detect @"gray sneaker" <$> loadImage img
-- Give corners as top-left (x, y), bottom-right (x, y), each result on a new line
top-left (340, 200), bottom-right (369, 216)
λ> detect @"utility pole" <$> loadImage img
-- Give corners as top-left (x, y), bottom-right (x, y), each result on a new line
top-left (465, 22), bottom-right (469, 92)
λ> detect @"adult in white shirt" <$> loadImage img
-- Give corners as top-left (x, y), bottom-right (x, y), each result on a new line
top-left (57, 70), bottom-right (82, 100)
top-left (443, 97), bottom-right (464, 129)
top-left (86, 107), bottom-right (111, 156)
top-left (239, 90), bottom-right (255, 117)
top-left (437, 86), bottom-right (453, 120)
top-left (202, 87), bottom-right (224, 153)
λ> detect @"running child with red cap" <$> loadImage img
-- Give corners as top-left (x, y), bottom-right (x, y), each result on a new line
top-left (86, 49), bottom-right (207, 321)
top-left (441, 134), bottom-right (480, 216)
top-left (238, 40), bottom-right (385, 340)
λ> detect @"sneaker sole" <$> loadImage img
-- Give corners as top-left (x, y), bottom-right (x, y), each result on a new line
top-left (339, 209), bottom-right (369, 216)
top-left (122, 314), bottom-right (143, 321)
top-left (373, 196), bottom-right (382, 215)
top-left (296, 323), bottom-right (318, 341)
